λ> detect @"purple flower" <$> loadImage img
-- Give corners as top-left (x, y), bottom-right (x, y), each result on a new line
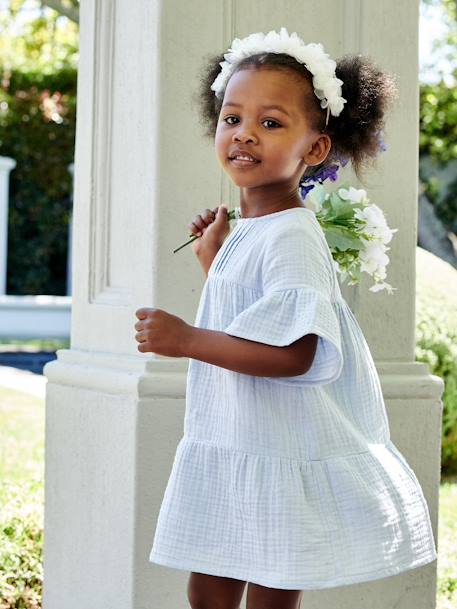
top-left (302, 163), bottom-right (340, 185)
top-left (374, 129), bottom-right (387, 152)
top-left (317, 163), bottom-right (340, 182)
top-left (337, 156), bottom-right (350, 167)
top-left (331, 151), bottom-right (350, 167)
top-left (299, 183), bottom-right (315, 199)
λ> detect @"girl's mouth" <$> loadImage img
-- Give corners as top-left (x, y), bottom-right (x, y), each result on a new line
top-left (228, 156), bottom-right (261, 167)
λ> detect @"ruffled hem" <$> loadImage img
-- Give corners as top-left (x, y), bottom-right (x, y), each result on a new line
top-left (224, 286), bottom-right (344, 386)
top-left (149, 548), bottom-right (437, 591)
top-left (149, 436), bottom-right (437, 588)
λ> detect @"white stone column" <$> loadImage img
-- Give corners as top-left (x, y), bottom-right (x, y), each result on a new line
top-left (0, 156), bottom-right (16, 295)
top-left (43, 1), bottom-right (441, 608)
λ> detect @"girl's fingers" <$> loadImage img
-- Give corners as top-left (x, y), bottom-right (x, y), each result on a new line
top-left (188, 221), bottom-right (202, 234)
top-left (188, 210), bottom-right (217, 236)
top-left (188, 216), bottom-right (205, 235)
top-left (203, 208), bottom-right (216, 220)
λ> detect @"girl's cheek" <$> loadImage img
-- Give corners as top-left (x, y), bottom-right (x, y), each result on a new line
top-left (214, 135), bottom-right (227, 167)
top-left (215, 129), bottom-right (227, 152)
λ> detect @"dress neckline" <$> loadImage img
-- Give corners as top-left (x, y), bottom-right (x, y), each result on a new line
top-left (235, 206), bottom-right (314, 222)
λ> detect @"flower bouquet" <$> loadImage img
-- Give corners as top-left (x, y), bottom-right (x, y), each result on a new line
top-left (303, 183), bottom-right (398, 294)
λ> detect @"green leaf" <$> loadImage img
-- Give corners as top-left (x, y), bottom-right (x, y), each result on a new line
top-left (323, 225), bottom-right (363, 251)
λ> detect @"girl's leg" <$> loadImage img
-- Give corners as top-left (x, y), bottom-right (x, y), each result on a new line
top-left (246, 582), bottom-right (304, 609)
top-left (187, 572), bottom-right (247, 609)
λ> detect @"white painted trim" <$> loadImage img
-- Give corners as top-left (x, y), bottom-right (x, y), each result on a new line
top-left (44, 349), bottom-right (188, 397)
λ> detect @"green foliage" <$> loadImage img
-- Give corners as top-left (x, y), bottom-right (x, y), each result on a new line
top-left (419, 0), bottom-right (457, 232)
top-left (416, 247), bottom-right (457, 474)
top-left (0, 385), bottom-right (44, 608)
top-left (0, 338), bottom-right (69, 350)
top-left (0, 1), bottom-right (79, 73)
top-left (421, 0), bottom-right (457, 61)
top-left (420, 78), bottom-right (457, 163)
top-left (0, 480), bottom-right (43, 609)
top-left (0, 67), bottom-right (77, 294)
top-left (419, 76), bottom-right (457, 232)
top-left (0, 1), bottom-right (78, 294)
top-left (436, 477), bottom-right (457, 609)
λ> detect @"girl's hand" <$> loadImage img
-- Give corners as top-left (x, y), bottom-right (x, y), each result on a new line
top-left (188, 206), bottom-right (230, 258)
top-left (134, 307), bottom-right (192, 357)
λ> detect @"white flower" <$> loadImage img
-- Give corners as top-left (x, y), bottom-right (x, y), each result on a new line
top-left (338, 187), bottom-right (368, 203)
top-left (305, 184), bottom-right (328, 213)
top-left (305, 194), bottom-right (323, 213)
top-left (369, 281), bottom-right (397, 294)
top-left (211, 27), bottom-right (347, 118)
top-left (354, 204), bottom-right (398, 244)
top-left (358, 238), bottom-right (390, 274)
top-left (359, 204), bottom-right (387, 227)
top-left (375, 266), bottom-right (388, 281)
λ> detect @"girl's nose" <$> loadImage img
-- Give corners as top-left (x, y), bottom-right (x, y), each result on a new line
top-left (233, 127), bottom-right (258, 144)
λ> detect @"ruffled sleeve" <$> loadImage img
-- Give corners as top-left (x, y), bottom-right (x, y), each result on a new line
top-left (224, 220), bottom-right (344, 386)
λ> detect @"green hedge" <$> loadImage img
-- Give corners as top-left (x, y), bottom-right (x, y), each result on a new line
top-left (416, 246), bottom-right (457, 474)
top-left (0, 480), bottom-right (43, 609)
top-left (0, 67), bottom-right (77, 295)
top-left (419, 75), bottom-right (457, 233)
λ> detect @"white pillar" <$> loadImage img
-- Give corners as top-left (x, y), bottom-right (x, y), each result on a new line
top-left (43, 1), bottom-right (441, 608)
top-left (0, 156), bottom-right (16, 295)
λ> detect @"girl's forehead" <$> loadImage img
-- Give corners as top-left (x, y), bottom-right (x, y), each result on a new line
top-left (223, 68), bottom-right (312, 114)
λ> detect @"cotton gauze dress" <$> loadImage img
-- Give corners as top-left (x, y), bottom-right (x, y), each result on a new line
top-left (149, 206), bottom-right (437, 590)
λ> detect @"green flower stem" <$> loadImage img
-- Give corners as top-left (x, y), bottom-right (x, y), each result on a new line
top-left (173, 209), bottom-right (237, 253)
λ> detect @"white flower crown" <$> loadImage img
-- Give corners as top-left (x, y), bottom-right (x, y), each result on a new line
top-left (210, 27), bottom-right (347, 126)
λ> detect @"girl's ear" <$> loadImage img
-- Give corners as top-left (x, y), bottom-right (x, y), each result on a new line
top-left (303, 133), bottom-right (332, 167)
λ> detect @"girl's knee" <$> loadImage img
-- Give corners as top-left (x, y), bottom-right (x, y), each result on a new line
top-left (246, 582), bottom-right (304, 609)
top-left (187, 572), bottom-right (247, 609)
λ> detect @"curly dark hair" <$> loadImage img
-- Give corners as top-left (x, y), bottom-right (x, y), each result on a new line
top-left (192, 50), bottom-right (399, 184)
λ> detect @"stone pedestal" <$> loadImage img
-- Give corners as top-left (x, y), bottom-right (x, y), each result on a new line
top-left (43, 1), bottom-right (442, 608)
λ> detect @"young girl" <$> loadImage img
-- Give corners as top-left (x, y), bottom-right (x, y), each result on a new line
top-left (134, 28), bottom-right (437, 609)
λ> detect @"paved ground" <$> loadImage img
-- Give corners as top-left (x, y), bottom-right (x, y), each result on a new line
top-left (0, 365), bottom-right (47, 399)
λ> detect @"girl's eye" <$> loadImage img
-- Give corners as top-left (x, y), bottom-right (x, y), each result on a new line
top-left (262, 119), bottom-right (281, 129)
top-left (224, 116), bottom-right (238, 125)
top-left (223, 116), bottom-right (282, 129)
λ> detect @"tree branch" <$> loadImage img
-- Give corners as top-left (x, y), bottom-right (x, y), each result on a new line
top-left (40, 0), bottom-right (79, 24)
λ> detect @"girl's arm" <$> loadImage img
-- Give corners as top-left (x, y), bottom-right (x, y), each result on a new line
top-left (195, 244), bottom-right (220, 277)
top-left (134, 308), bottom-right (318, 376)
top-left (183, 327), bottom-right (318, 377)
top-left (190, 206), bottom-right (230, 276)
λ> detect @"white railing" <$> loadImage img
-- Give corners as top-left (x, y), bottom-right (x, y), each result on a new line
top-left (0, 294), bottom-right (71, 339)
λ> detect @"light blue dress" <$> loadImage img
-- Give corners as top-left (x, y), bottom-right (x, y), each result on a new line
top-left (149, 206), bottom-right (437, 590)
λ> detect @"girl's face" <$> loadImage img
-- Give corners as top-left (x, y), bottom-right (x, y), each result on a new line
top-left (215, 67), bottom-right (331, 193)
